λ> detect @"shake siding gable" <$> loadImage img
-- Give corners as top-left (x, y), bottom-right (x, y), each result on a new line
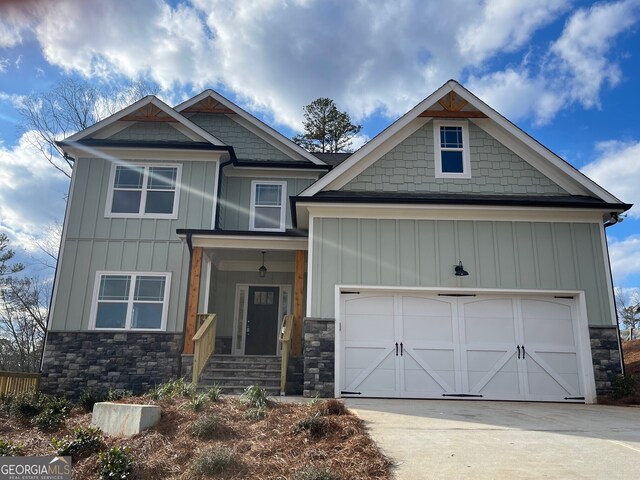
top-left (343, 122), bottom-right (568, 195)
top-left (189, 114), bottom-right (295, 161)
top-left (110, 122), bottom-right (192, 142)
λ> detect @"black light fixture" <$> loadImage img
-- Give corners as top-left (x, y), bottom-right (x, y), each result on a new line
top-left (454, 260), bottom-right (469, 276)
top-left (258, 250), bottom-right (267, 278)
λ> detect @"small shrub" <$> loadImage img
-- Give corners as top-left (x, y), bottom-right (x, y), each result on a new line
top-left (244, 406), bottom-right (266, 421)
top-left (191, 446), bottom-right (234, 476)
top-left (190, 414), bottom-right (220, 438)
top-left (97, 446), bottom-right (133, 480)
top-left (0, 439), bottom-right (24, 456)
top-left (78, 389), bottom-right (105, 412)
top-left (10, 392), bottom-right (42, 419)
top-left (181, 393), bottom-right (209, 412)
top-left (316, 399), bottom-right (348, 416)
top-left (308, 394), bottom-right (321, 407)
top-left (611, 374), bottom-right (637, 399)
top-left (0, 393), bottom-right (14, 414)
top-left (240, 385), bottom-right (270, 409)
top-left (295, 413), bottom-right (329, 438)
top-left (148, 378), bottom-right (195, 400)
top-left (105, 388), bottom-right (133, 402)
top-left (206, 384), bottom-right (223, 402)
top-left (51, 426), bottom-right (103, 460)
top-left (31, 408), bottom-right (66, 432)
top-left (295, 466), bottom-right (340, 480)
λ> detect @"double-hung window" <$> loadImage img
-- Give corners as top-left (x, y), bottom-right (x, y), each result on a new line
top-left (92, 272), bottom-right (170, 330)
top-left (107, 164), bottom-right (181, 217)
top-left (250, 181), bottom-right (287, 231)
top-left (433, 120), bottom-right (471, 178)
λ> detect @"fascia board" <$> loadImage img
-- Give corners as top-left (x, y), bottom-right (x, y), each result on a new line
top-left (300, 81), bottom-right (455, 196)
top-left (64, 96), bottom-right (226, 147)
top-left (452, 86), bottom-right (623, 204)
top-left (179, 233), bottom-right (308, 251)
top-left (176, 89), bottom-right (327, 166)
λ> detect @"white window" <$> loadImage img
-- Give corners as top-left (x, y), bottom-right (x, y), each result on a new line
top-left (250, 181), bottom-right (287, 231)
top-left (106, 164), bottom-right (181, 218)
top-left (91, 272), bottom-right (170, 330)
top-left (433, 120), bottom-right (471, 178)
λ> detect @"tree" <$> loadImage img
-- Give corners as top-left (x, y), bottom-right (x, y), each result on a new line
top-left (293, 97), bottom-right (362, 153)
top-left (0, 233), bottom-right (24, 279)
top-left (17, 78), bottom-right (159, 178)
top-left (615, 288), bottom-right (640, 340)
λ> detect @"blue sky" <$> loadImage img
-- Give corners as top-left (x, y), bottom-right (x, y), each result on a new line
top-left (0, 0), bottom-right (639, 292)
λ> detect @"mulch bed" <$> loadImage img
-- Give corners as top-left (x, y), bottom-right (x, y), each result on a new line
top-left (1, 395), bottom-right (393, 479)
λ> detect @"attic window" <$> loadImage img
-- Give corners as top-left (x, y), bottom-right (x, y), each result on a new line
top-left (433, 120), bottom-right (471, 178)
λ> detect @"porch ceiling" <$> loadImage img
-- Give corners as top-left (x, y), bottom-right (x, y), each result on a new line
top-left (207, 248), bottom-right (303, 273)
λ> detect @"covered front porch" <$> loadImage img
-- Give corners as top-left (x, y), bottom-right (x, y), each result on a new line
top-left (177, 230), bottom-right (308, 390)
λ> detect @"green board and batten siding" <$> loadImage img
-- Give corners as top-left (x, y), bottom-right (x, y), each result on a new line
top-left (310, 218), bottom-right (612, 326)
top-left (50, 156), bottom-right (218, 332)
top-left (219, 176), bottom-right (315, 230)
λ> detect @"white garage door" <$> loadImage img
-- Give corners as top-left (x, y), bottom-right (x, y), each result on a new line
top-left (340, 292), bottom-right (587, 402)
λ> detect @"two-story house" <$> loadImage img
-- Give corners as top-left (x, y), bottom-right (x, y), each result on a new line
top-left (41, 80), bottom-right (631, 403)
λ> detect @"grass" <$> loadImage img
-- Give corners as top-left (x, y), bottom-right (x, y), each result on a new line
top-left (0, 382), bottom-right (392, 479)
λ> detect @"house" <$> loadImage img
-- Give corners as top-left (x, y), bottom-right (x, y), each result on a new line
top-left (40, 80), bottom-right (631, 403)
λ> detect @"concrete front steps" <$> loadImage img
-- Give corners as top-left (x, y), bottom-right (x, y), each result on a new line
top-left (198, 354), bottom-right (282, 395)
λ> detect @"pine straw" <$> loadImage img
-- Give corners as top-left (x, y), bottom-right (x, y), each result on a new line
top-left (1, 396), bottom-right (393, 479)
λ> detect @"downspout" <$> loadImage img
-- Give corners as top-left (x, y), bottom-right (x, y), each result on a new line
top-left (603, 212), bottom-right (626, 376)
top-left (178, 233), bottom-right (194, 378)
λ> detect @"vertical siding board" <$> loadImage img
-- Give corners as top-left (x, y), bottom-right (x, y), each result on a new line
top-left (320, 219), bottom-right (340, 318)
top-left (122, 242), bottom-right (139, 270)
top-left (399, 220), bottom-right (417, 285)
top-left (79, 160), bottom-right (102, 239)
top-left (379, 220), bottom-right (397, 285)
top-left (515, 223), bottom-right (536, 289)
top-left (82, 241), bottom-right (108, 329)
top-left (456, 221), bottom-right (477, 287)
top-left (151, 242), bottom-right (169, 270)
top-left (553, 223), bottom-right (577, 287)
top-left (67, 242), bottom-right (93, 330)
top-left (50, 240), bottom-right (78, 330)
top-left (105, 242), bottom-right (124, 270)
top-left (437, 221), bottom-right (456, 288)
top-left (340, 219), bottom-right (358, 285)
top-left (136, 242), bottom-right (153, 271)
top-left (360, 219), bottom-right (378, 285)
top-left (476, 221), bottom-right (497, 287)
top-left (312, 218), bottom-right (323, 317)
top-left (533, 223), bottom-right (557, 288)
top-left (417, 220), bottom-right (437, 286)
top-left (573, 223), bottom-right (604, 323)
top-left (591, 224), bottom-right (613, 323)
top-left (495, 223), bottom-right (517, 288)
top-left (92, 159), bottom-right (111, 239)
top-left (66, 161), bottom-right (89, 239)
top-left (166, 242), bottom-right (188, 332)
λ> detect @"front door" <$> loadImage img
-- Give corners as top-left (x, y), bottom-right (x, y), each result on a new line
top-left (245, 286), bottom-right (280, 355)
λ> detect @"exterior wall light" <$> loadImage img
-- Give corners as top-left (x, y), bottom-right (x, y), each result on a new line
top-left (259, 250), bottom-right (267, 277)
top-left (454, 261), bottom-right (469, 276)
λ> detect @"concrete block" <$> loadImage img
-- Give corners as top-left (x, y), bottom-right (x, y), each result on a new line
top-left (92, 402), bottom-right (161, 437)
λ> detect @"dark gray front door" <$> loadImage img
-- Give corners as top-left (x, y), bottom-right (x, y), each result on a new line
top-left (245, 286), bottom-right (280, 355)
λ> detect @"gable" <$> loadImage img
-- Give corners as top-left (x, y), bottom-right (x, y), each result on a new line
top-left (343, 121), bottom-right (567, 196)
top-left (188, 113), bottom-right (297, 162)
top-left (109, 122), bottom-right (192, 143)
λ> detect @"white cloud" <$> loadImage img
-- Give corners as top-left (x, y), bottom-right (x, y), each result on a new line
top-left (581, 140), bottom-right (640, 217)
top-left (608, 234), bottom-right (640, 284)
top-left (0, 133), bottom-right (69, 253)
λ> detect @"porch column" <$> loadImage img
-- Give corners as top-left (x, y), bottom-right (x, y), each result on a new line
top-left (183, 246), bottom-right (203, 354)
top-left (292, 249), bottom-right (305, 356)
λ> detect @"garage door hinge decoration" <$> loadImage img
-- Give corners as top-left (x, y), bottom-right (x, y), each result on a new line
top-left (442, 394), bottom-right (483, 397)
top-left (341, 391), bottom-right (362, 395)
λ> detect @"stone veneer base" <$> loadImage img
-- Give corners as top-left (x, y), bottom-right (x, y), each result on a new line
top-left (588, 326), bottom-right (623, 397)
top-left (40, 331), bottom-right (183, 398)
top-left (303, 318), bottom-right (335, 398)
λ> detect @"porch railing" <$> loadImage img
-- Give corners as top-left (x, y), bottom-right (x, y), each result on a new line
top-left (279, 314), bottom-right (294, 395)
top-left (0, 371), bottom-right (41, 395)
top-left (192, 313), bottom-right (217, 388)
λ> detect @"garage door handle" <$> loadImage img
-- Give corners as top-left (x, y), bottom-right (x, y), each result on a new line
top-left (522, 345), bottom-right (526, 359)
top-left (395, 342), bottom-right (398, 356)
top-left (400, 342), bottom-right (403, 356)
top-left (517, 345), bottom-right (520, 359)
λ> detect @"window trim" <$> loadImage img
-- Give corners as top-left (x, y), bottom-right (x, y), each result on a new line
top-left (89, 271), bottom-right (171, 331)
top-left (105, 162), bottom-right (182, 219)
top-left (249, 180), bottom-right (287, 232)
top-left (433, 120), bottom-right (471, 179)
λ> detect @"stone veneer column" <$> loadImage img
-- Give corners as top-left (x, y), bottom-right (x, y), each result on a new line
top-left (589, 326), bottom-right (623, 397)
top-left (40, 331), bottom-right (183, 398)
top-left (303, 318), bottom-right (335, 398)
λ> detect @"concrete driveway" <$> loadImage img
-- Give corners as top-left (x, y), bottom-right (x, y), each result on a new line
top-left (345, 399), bottom-right (640, 480)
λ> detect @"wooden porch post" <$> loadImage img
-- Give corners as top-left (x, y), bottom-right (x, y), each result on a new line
top-left (292, 250), bottom-right (305, 356)
top-left (183, 246), bottom-right (203, 354)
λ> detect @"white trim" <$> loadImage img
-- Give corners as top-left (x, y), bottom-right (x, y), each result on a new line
top-left (224, 167), bottom-right (322, 179)
top-left (62, 145), bottom-right (226, 162)
top-left (333, 284), bottom-right (597, 403)
top-left (203, 256), bottom-right (212, 313)
top-left (175, 90), bottom-right (326, 166)
top-left (295, 202), bottom-right (605, 229)
top-left (92, 121), bottom-right (135, 139)
top-left (104, 162), bottom-right (182, 219)
top-left (211, 160), bottom-right (220, 229)
top-left (249, 180), bottom-right (287, 232)
top-left (433, 120), bottom-right (471, 179)
top-left (301, 80), bottom-right (624, 205)
top-left (64, 96), bottom-right (226, 146)
top-left (185, 234), bottom-right (308, 251)
top-left (232, 283), bottom-right (292, 355)
top-left (305, 214), bottom-right (315, 317)
top-left (89, 271), bottom-right (171, 331)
